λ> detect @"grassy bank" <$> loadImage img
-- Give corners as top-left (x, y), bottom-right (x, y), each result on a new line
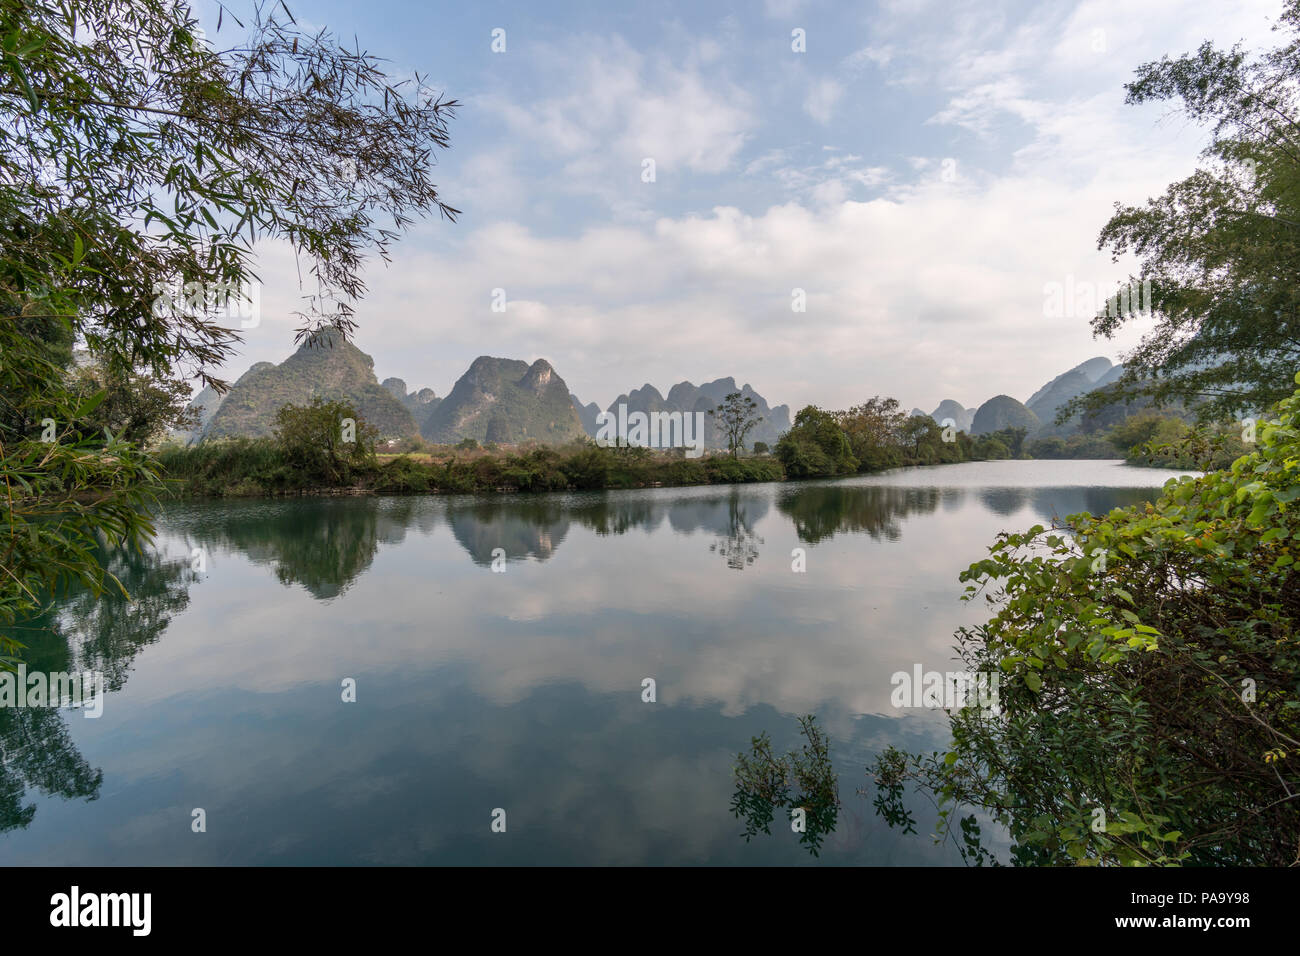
top-left (155, 439), bottom-right (786, 498)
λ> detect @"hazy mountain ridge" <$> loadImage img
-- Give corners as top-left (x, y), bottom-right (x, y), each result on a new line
top-left (972, 395), bottom-right (1041, 436)
top-left (578, 376), bottom-right (792, 449)
top-left (916, 357), bottom-right (1129, 439)
top-left (187, 336), bottom-right (1135, 451)
top-left (570, 394), bottom-right (602, 435)
top-left (929, 400), bottom-right (976, 434)
top-left (186, 336), bottom-right (790, 450)
top-left (382, 377), bottom-right (442, 420)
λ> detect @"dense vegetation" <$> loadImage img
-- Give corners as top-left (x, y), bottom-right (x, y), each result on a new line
top-left (156, 387), bottom-right (1227, 499)
top-left (861, 6), bottom-right (1300, 866)
top-left (773, 397), bottom-right (1057, 479)
top-left (0, 0), bottom-right (456, 632)
top-left (873, 373), bottom-right (1300, 865)
top-left (157, 398), bottom-right (784, 496)
top-left (1078, 1), bottom-right (1300, 419)
top-left (158, 391), bottom-right (1118, 497)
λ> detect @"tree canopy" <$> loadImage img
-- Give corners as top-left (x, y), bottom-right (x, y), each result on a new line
top-left (1085, 1), bottom-right (1300, 419)
top-left (0, 0), bottom-right (457, 630)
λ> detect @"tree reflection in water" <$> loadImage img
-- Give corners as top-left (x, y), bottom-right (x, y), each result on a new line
top-left (709, 490), bottom-right (764, 570)
top-left (730, 715), bottom-right (839, 856)
top-left (0, 545), bottom-right (195, 832)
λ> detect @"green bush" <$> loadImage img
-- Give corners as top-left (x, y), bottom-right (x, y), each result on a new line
top-left (373, 455), bottom-right (432, 493)
top-left (273, 398), bottom-right (376, 485)
top-left (561, 447), bottom-right (612, 489)
top-left (776, 406), bottom-right (858, 478)
top-left (873, 372), bottom-right (1300, 865)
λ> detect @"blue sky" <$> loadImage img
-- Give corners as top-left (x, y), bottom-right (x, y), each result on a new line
top-left (197, 0), bottom-right (1283, 413)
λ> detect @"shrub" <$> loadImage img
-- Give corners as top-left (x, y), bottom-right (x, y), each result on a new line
top-left (776, 406), bottom-right (858, 478)
top-left (873, 372), bottom-right (1300, 865)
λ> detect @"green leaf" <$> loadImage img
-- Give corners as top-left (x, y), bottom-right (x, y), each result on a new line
top-left (74, 389), bottom-right (108, 418)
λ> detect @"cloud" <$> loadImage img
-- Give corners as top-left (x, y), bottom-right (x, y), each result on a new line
top-left (236, 155), bottom-right (1158, 415)
top-left (479, 35), bottom-right (754, 181)
top-left (217, 0), bottom-right (1291, 418)
top-left (843, 45), bottom-right (894, 71)
top-left (763, 0), bottom-right (807, 18)
top-left (803, 77), bottom-right (844, 125)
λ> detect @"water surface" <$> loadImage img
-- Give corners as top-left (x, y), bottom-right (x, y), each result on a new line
top-left (0, 460), bottom-right (1195, 865)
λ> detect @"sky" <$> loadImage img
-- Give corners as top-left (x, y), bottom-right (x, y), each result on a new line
top-left (194, 0), bottom-right (1283, 414)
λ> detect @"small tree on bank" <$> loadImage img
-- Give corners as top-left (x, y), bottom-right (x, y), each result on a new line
top-left (273, 399), bottom-right (376, 485)
top-left (710, 392), bottom-right (761, 458)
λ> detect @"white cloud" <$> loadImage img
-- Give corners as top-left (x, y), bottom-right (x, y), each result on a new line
top-left (215, 0), bottom-right (1291, 418)
top-left (843, 45), bottom-right (894, 71)
top-left (803, 77), bottom-right (844, 125)
top-left (480, 35), bottom-right (753, 179)
top-left (234, 153), bottom-right (1158, 415)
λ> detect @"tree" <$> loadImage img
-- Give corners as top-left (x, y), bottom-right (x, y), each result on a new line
top-left (1106, 412), bottom-right (1187, 455)
top-left (709, 391), bottom-right (761, 457)
top-left (0, 0), bottom-right (457, 633)
top-left (273, 398), bottom-right (376, 484)
top-left (775, 406), bottom-right (858, 478)
top-left (900, 415), bottom-right (939, 459)
top-left (69, 358), bottom-right (197, 446)
top-left (836, 397), bottom-right (907, 472)
top-left (873, 373), bottom-right (1300, 865)
top-left (1026, 435), bottom-right (1067, 459)
top-left (984, 426), bottom-right (1028, 458)
top-left (1080, 3), bottom-right (1300, 420)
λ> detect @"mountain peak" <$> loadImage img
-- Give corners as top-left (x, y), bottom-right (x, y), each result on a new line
top-left (423, 356), bottom-right (585, 444)
top-left (201, 334), bottom-right (415, 441)
top-left (521, 358), bottom-right (559, 394)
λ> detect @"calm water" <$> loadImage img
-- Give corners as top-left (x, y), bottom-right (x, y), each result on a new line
top-left (1, 460), bottom-right (1196, 865)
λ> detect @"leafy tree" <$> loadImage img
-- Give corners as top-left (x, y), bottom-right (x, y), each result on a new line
top-left (69, 358), bottom-right (197, 446)
top-left (775, 406), bottom-right (858, 478)
top-left (1081, 3), bottom-right (1300, 419)
top-left (974, 436), bottom-right (1010, 460)
top-left (273, 398), bottom-right (376, 484)
top-left (872, 373), bottom-right (1300, 865)
top-left (900, 415), bottom-right (939, 458)
top-left (1107, 412), bottom-right (1188, 455)
top-left (0, 312), bottom-right (74, 440)
top-left (984, 426), bottom-right (1028, 458)
top-left (709, 391), bottom-right (761, 458)
top-left (0, 0), bottom-right (456, 633)
top-left (837, 397), bottom-right (907, 471)
top-left (1027, 436), bottom-right (1067, 458)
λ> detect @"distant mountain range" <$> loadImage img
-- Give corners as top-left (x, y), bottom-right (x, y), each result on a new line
top-left (197, 329), bottom-right (420, 441)
top-left (178, 335), bottom-right (790, 449)
top-left (576, 377), bottom-right (792, 449)
top-left (178, 333), bottom-right (1132, 449)
top-left (914, 356), bottom-right (1129, 438)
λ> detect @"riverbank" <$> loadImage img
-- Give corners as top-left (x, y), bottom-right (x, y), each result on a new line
top-left (155, 433), bottom-right (1142, 500)
top-left (156, 439), bottom-right (787, 498)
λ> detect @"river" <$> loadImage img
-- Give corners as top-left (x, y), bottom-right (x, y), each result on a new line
top-left (0, 459), bottom-right (1197, 864)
